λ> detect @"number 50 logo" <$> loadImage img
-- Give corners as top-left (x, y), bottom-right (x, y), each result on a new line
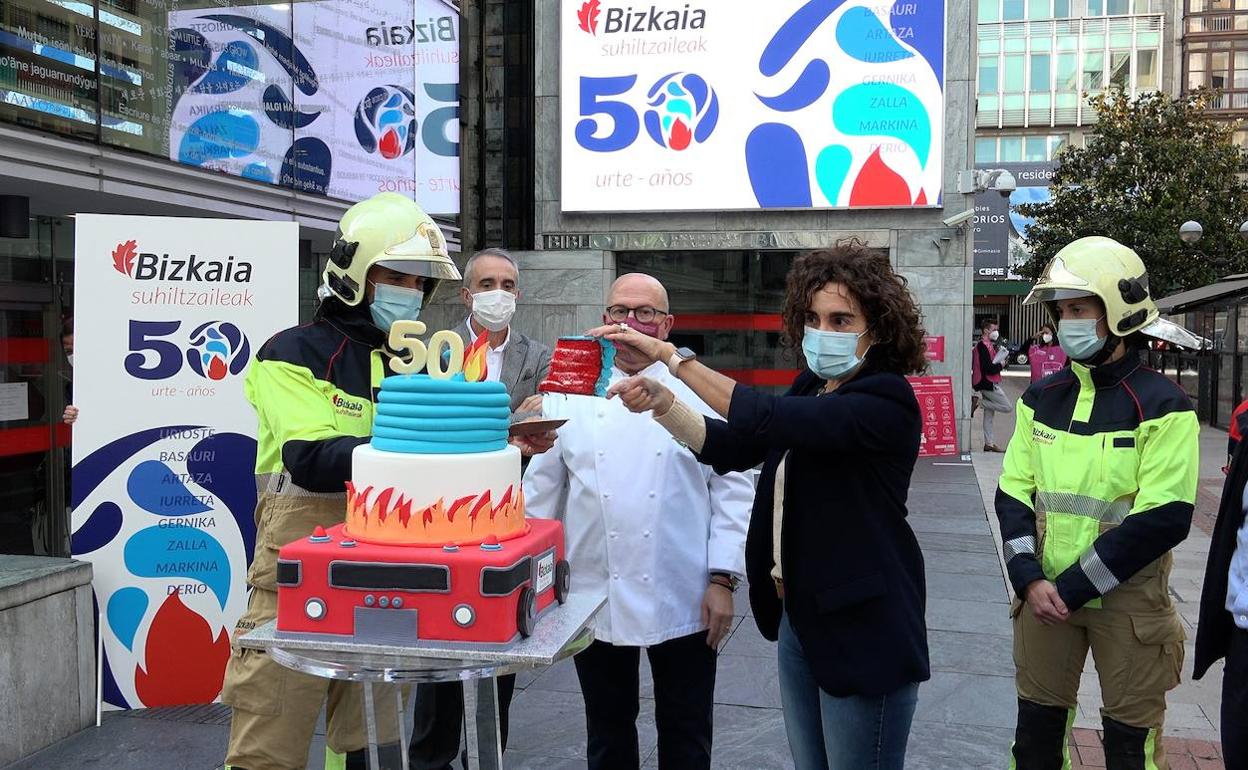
top-left (126, 320), bottom-right (251, 381)
top-left (576, 72), bottom-right (720, 153)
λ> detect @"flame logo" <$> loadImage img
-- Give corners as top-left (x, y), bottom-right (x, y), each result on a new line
top-left (112, 240), bottom-right (138, 276)
top-left (463, 329), bottom-right (490, 382)
top-left (577, 0), bottom-right (601, 34)
top-left (133, 593), bottom-right (230, 707)
top-left (345, 484), bottom-right (525, 545)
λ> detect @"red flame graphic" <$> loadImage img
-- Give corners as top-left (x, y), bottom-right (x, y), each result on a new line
top-left (134, 593), bottom-right (230, 707)
top-left (380, 128), bottom-right (402, 160)
top-left (207, 356), bottom-right (228, 380)
top-left (463, 329), bottom-right (490, 382)
top-left (914, 189), bottom-right (928, 205)
top-left (447, 494), bottom-right (475, 523)
top-left (669, 120), bottom-right (692, 151)
top-left (112, 240), bottom-right (137, 276)
top-left (468, 490), bottom-right (492, 525)
top-left (577, 0), bottom-right (601, 34)
top-left (849, 149), bottom-right (912, 207)
top-left (492, 486), bottom-right (513, 520)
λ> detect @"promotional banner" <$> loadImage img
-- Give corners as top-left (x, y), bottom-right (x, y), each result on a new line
top-left (973, 162), bottom-right (1055, 280)
top-left (166, 0), bottom-right (459, 212)
top-left (560, 0), bottom-right (946, 212)
top-left (71, 215), bottom-right (297, 709)
top-left (908, 375), bottom-right (957, 457)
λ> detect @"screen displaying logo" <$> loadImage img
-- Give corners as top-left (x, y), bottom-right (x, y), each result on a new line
top-left (644, 73), bottom-right (717, 150)
top-left (186, 321), bottom-right (251, 381)
top-left (111, 241), bottom-right (253, 283)
top-left (354, 85), bottom-right (418, 160)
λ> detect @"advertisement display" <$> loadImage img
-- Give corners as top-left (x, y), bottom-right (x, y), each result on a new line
top-left (71, 215), bottom-right (297, 709)
top-left (166, 0), bottom-right (459, 212)
top-left (908, 375), bottom-right (957, 457)
top-left (560, 0), bottom-right (946, 212)
top-left (973, 162), bottom-right (1055, 280)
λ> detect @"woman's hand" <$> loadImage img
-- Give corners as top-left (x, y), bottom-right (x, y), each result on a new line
top-left (607, 376), bottom-right (675, 416)
top-left (62, 405), bottom-right (79, 425)
top-left (588, 323), bottom-right (673, 364)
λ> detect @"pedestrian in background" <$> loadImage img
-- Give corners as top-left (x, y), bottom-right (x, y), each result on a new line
top-left (1027, 322), bottom-right (1067, 384)
top-left (603, 245), bottom-right (931, 770)
top-left (996, 237), bottom-right (1197, 769)
top-left (972, 317), bottom-right (1012, 452)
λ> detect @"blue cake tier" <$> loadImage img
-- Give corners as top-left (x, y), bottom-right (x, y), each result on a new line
top-left (372, 374), bottom-right (511, 454)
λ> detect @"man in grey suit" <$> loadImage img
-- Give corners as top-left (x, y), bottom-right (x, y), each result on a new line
top-left (408, 247), bottom-right (552, 770)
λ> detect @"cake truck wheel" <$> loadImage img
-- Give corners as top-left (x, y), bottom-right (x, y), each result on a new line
top-left (517, 586), bottom-right (537, 637)
top-left (555, 559), bottom-right (571, 604)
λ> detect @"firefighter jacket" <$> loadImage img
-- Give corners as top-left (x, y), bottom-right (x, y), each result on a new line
top-left (996, 354), bottom-right (1197, 611)
top-left (244, 305), bottom-right (389, 495)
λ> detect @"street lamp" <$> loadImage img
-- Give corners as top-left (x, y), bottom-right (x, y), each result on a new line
top-left (1179, 220), bottom-right (1204, 244)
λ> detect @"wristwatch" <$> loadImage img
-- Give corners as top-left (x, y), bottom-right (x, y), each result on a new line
top-left (667, 346), bottom-right (697, 375)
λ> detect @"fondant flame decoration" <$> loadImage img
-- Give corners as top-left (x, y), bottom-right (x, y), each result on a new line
top-left (345, 481), bottom-right (525, 545)
top-left (463, 330), bottom-right (490, 382)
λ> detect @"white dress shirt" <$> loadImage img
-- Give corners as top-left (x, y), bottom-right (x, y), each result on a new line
top-left (522, 362), bottom-right (754, 646)
top-left (464, 319), bottom-right (509, 383)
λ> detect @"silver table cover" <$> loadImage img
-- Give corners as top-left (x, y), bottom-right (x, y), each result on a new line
top-left (238, 592), bottom-right (605, 770)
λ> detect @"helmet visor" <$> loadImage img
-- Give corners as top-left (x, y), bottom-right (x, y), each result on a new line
top-left (374, 258), bottom-right (462, 281)
top-left (1023, 256), bottom-right (1094, 305)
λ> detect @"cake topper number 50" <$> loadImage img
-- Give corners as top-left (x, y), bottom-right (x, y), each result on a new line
top-left (388, 320), bottom-right (466, 378)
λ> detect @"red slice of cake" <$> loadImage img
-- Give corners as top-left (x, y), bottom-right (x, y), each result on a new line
top-left (538, 336), bottom-right (616, 397)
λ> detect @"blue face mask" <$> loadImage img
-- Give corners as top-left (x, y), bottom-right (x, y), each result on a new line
top-left (369, 282), bottom-right (424, 330)
top-left (802, 327), bottom-right (867, 380)
top-left (1058, 317), bottom-right (1106, 361)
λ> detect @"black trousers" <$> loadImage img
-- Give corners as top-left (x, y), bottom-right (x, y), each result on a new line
top-left (573, 631), bottom-right (717, 770)
top-left (1225, 627), bottom-right (1248, 770)
top-left (407, 675), bottom-right (516, 770)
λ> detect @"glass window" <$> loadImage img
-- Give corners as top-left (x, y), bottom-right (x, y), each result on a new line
top-left (1004, 93), bottom-right (1026, 109)
top-left (1213, 51), bottom-right (1231, 89)
top-left (1107, 0), bottom-right (1130, 13)
top-left (1031, 53), bottom-right (1052, 90)
top-left (1054, 0), bottom-right (1072, 16)
top-left (1004, 0), bottom-right (1025, 19)
top-left (1032, 36), bottom-right (1053, 52)
top-left (1057, 35), bottom-right (1079, 51)
top-left (1236, 52), bottom-right (1248, 88)
top-left (1137, 50), bottom-right (1158, 90)
top-left (1057, 53), bottom-right (1079, 90)
top-left (1087, 0), bottom-right (1104, 14)
top-left (1030, 92), bottom-right (1052, 111)
top-left (979, 0), bottom-right (1001, 21)
top-left (0, 0), bottom-right (99, 141)
top-left (1004, 55), bottom-right (1026, 90)
top-left (976, 138), bottom-right (998, 163)
top-left (1025, 136), bottom-right (1049, 160)
top-left (1049, 134), bottom-right (1069, 157)
top-left (1083, 51), bottom-right (1105, 91)
top-left (1000, 137), bottom-right (1023, 160)
top-left (1110, 32), bottom-right (1134, 48)
top-left (1189, 52), bottom-right (1207, 89)
top-left (1005, 37), bottom-right (1028, 52)
top-left (981, 38), bottom-right (1001, 54)
top-left (1137, 32), bottom-right (1160, 47)
top-left (1110, 51), bottom-right (1130, 90)
top-left (980, 56), bottom-right (1001, 94)
top-left (1191, 0), bottom-right (1207, 10)
top-left (1028, 0), bottom-right (1051, 18)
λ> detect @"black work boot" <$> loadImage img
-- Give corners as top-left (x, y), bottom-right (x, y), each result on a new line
top-left (1102, 716), bottom-right (1152, 770)
top-left (345, 743), bottom-right (404, 770)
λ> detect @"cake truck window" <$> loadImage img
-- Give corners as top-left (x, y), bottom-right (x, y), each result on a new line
top-left (480, 556), bottom-right (533, 596)
top-left (327, 562), bottom-right (450, 592)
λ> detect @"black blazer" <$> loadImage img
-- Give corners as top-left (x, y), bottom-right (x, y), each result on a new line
top-left (695, 367), bottom-right (930, 697)
top-left (1195, 426), bottom-right (1248, 679)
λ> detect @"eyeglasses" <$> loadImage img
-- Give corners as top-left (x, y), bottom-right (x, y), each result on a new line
top-left (606, 305), bottom-right (669, 323)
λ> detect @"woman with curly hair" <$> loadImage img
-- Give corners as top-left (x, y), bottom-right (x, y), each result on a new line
top-left (596, 244), bottom-right (931, 770)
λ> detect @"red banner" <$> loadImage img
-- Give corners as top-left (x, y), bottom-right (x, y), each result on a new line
top-left (907, 375), bottom-right (958, 457)
top-left (923, 335), bottom-right (945, 362)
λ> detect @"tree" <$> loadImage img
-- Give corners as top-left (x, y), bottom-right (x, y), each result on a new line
top-left (1015, 90), bottom-right (1248, 299)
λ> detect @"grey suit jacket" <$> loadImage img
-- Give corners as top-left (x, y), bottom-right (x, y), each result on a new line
top-left (457, 324), bottom-right (553, 411)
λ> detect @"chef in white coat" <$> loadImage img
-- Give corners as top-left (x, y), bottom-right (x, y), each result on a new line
top-left (523, 273), bottom-right (753, 770)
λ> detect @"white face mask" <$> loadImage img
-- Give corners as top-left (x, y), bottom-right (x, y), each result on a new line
top-left (989, 329), bottom-right (1000, 341)
top-left (1041, 333), bottom-right (1053, 345)
top-left (66, 353), bottom-right (74, 367)
top-left (471, 289), bottom-right (517, 332)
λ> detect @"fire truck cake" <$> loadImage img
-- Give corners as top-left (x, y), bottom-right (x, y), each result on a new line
top-left (274, 325), bottom-right (569, 646)
top-left (538, 336), bottom-right (615, 397)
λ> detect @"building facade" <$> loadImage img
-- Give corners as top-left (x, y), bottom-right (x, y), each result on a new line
top-left (1181, 0), bottom-right (1248, 145)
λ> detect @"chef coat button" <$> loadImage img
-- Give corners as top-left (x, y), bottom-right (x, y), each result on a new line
top-left (648, 491), bottom-right (656, 498)
top-left (597, 450), bottom-right (605, 457)
top-left (610, 531), bottom-right (617, 539)
top-left (597, 412), bottom-right (605, 418)
top-left (642, 574), bottom-right (650, 581)
top-left (613, 572), bottom-right (620, 580)
top-left (655, 450), bottom-right (662, 456)
top-left (603, 492), bottom-right (610, 499)
top-left (643, 530), bottom-right (651, 538)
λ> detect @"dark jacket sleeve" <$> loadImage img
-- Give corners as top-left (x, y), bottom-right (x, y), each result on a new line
top-left (978, 342), bottom-right (1003, 379)
top-left (695, 372), bottom-right (813, 474)
top-left (283, 436), bottom-right (370, 493)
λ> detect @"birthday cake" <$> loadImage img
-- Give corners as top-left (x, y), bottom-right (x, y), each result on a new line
top-left (539, 336), bottom-right (615, 397)
top-left (275, 328), bottom-right (568, 646)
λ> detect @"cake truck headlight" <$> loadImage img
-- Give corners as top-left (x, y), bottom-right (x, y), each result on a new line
top-left (453, 603), bottom-right (476, 627)
top-left (305, 598), bottom-right (327, 620)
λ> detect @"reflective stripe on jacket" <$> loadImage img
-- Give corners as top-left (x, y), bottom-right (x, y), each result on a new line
top-left (995, 354), bottom-right (1197, 611)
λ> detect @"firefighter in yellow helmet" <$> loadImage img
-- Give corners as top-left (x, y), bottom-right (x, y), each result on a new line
top-left (222, 193), bottom-right (459, 770)
top-left (996, 237), bottom-right (1200, 769)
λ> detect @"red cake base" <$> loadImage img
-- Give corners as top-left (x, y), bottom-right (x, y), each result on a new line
top-left (275, 520), bottom-right (568, 646)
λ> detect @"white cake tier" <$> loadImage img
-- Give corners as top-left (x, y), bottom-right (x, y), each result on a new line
top-left (344, 444), bottom-right (525, 546)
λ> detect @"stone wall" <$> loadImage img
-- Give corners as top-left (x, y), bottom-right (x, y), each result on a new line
top-left (0, 556), bottom-right (95, 765)
top-left (527, 0), bottom-right (978, 450)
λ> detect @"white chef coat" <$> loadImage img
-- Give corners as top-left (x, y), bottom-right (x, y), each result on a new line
top-left (464, 318), bottom-right (509, 383)
top-left (522, 361), bottom-right (754, 646)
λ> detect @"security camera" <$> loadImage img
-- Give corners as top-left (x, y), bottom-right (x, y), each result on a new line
top-left (942, 209), bottom-right (975, 227)
top-left (990, 170), bottom-right (1017, 198)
